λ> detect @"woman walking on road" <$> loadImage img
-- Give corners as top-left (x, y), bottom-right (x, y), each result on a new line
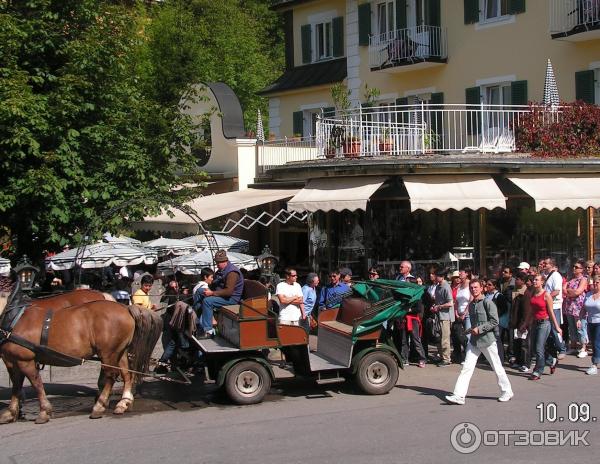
top-left (529, 274), bottom-right (563, 380)
top-left (581, 276), bottom-right (600, 375)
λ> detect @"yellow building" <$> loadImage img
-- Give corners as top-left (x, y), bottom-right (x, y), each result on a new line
top-left (254, 0), bottom-right (600, 278)
top-left (262, 0), bottom-right (599, 138)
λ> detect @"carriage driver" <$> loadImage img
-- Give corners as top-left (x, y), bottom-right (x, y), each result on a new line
top-left (198, 250), bottom-right (244, 338)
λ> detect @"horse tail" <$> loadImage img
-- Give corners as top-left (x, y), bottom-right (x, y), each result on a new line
top-left (126, 306), bottom-right (163, 384)
top-left (102, 293), bottom-right (116, 302)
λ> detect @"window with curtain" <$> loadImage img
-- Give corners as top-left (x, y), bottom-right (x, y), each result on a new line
top-left (315, 21), bottom-right (333, 60)
top-left (482, 0), bottom-right (509, 20)
top-left (377, 1), bottom-right (396, 36)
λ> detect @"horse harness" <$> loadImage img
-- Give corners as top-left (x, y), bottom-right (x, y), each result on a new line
top-left (0, 284), bottom-right (84, 367)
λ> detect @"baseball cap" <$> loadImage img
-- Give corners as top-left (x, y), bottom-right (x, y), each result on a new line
top-left (517, 262), bottom-right (530, 270)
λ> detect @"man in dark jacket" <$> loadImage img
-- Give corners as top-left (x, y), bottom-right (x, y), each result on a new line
top-left (198, 250), bottom-right (244, 338)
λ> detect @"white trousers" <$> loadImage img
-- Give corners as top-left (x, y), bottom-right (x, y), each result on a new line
top-left (452, 341), bottom-right (513, 399)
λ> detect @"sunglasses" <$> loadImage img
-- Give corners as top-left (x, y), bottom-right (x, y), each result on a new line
top-left (287, 274), bottom-right (298, 277)
top-left (573, 266), bottom-right (583, 269)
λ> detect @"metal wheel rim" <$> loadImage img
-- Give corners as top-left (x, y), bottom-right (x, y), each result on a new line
top-left (235, 370), bottom-right (261, 396)
top-left (366, 361), bottom-right (389, 385)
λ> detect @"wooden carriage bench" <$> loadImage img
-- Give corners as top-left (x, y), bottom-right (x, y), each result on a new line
top-left (217, 280), bottom-right (307, 350)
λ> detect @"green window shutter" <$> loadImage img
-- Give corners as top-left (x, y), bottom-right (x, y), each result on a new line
top-left (508, 0), bottom-right (526, 15)
top-left (464, 0), bottom-right (479, 24)
top-left (430, 92), bottom-right (444, 140)
top-left (511, 80), bottom-right (528, 105)
top-left (396, 0), bottom-right (407, 29)
top-left (301, 24), bottom-right (312, 64)
top-left (332, 16), bottom-right (344, 57)
top-left (575, 70), bottom-right (595, 104)
top-left (323, 106), bottom-right (335, 118)
top-left (396, 97), bottom-right (409, 124)
top-left (465, 87), bottom-right (481, 134)
top-left (284, 11), bottom-right (294, 70)
top-left (293, 111), bottom-right (304, 136)
top-left (427, 0), bottom-right (441, 27)
top-left (358, 2), bottom-right (371, 46)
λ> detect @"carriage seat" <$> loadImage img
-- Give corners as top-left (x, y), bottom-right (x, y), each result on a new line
top-left (219, 280), bottom-right (269, 318)
top-left (319, 297), bottom-right (371, 336)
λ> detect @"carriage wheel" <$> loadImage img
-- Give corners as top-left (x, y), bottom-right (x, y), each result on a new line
top-left (224, 360), bottom-right (271, 405)
top-left (354, 351), bottom-right (399, 395)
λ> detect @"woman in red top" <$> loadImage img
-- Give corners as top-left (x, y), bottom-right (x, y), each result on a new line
top-left (529, 274), bottom-right (563, 380)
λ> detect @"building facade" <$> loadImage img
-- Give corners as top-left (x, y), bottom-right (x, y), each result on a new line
top-left (256, 0), bottom-right (600, 280)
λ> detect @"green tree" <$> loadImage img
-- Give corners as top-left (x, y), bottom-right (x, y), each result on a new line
top-left (142, 0), bottom-right (284, 132)
top-left (0, 0), bottom-right (205, 259)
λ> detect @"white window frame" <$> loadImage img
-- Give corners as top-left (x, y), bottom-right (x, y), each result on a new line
top-left (300, 102), bottom-right (328, 138)
top-left (373, 0), bottom-right (396, 37)
top-left (314, 20), bottom-right (333, 61)
top-left (475, 0), bottom-right (515, 28)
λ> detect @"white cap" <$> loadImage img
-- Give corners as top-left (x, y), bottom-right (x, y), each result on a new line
top-left (517, 262), bottom-right (530, 270)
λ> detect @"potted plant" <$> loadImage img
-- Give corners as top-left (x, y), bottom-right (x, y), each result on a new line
top-left (423, 130), bottom-right (438, 154)
top-left (342, 135), bottom-right (361, 158)
top-left (378, 128), bottom-right (394, 154)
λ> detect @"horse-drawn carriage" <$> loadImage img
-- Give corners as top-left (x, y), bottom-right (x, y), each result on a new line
top-left (0, 274), bottom-right (422, 423)
top-left (193, 278), bottom-right (424, 404)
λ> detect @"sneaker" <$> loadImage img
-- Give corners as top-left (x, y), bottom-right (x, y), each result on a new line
top-left (577, 350), bottom-right (589, 358)
top-left (529, 372), bottom-right (541, 380)
top-left (518, 365), bottom-right (530, 373)
top-left (418, 361), bottom-right (426, 368)
top-left (437, 361), bottom-right (452, 367)
top-left (586, 365), bottom-right (598, 376)
top-left (509, 362), bottom-right (519, 369)
top-left (498, 391), bottom-right (514, 402)
top-left (550, 357), bottom-right (558, 374)
top-left (557, 353), bottom-right (566, 360)
top-left (445, 394), bottom-right (465, 405)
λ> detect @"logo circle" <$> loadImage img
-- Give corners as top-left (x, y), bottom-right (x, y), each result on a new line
top-left (450, 422), bottom-right (482, 454)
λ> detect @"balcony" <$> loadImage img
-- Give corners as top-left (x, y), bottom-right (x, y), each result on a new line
top-left (550, 0), bottom-right (600, 41)
top-left (369, 25), bottom-right (447, 73)
top-left (256, 104), bottom-right (561, 173)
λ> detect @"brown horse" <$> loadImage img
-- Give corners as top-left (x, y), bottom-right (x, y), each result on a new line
top-left (0, 288), bottom-right (161, 424)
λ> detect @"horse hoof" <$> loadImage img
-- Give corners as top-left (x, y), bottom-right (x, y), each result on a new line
top-left (34, 413), bottom-right (50, 425)
top-left (89, 409), bottom-right (105, 419)
top-left (0, 411), bottom-right (18, 424)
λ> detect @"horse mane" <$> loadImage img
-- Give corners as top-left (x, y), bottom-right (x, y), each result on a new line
top-left (127, 306), bottom-right (162, 384)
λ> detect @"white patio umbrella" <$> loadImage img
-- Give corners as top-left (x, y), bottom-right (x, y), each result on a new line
top-left (256, 108), bottom-right (265, 142)
top-left (182, 233), bottom-right (249, 252)
top-left (142, 237), bottom-right (197, 256)
top-left (46, 243), bottom-right (158, 271)
top-left (543, 58), bottom-right (560, 109)
top-left (157, 250), bottom-right (258, 275)
top-left (103, 232), bottom-right (141, 245)
top-left (0, 257), bottom-right (10, 276)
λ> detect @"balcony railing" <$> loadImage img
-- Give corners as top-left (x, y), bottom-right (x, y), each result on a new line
top-left (369, 25), bottom-right (448, 70)
top-left (550, 0), bottom-right (600, 38)
top-left (256, 104), bottom-right (562, 170)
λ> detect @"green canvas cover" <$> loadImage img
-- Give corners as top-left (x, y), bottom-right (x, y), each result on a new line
top-left (350, 280), bottom-right (424, 340)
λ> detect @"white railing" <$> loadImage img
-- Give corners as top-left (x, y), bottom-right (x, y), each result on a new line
top-left (369, 25), bottom-right (448, 69)
top-left (255, 104), bottom-right (563, 169)
top-left (550, 0), bottom-right (600, 35)
top-left (256, 136), bottom-right (319, 174)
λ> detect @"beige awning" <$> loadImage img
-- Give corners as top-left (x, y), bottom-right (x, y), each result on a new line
top-left (507, 174), bottom-right (600, 211)
top-left (403, 175), bottom-right (506, 212)
top-left (142, 188), bottom-right (299, 224)
top-left (288, 176), bottom-right (387, 213)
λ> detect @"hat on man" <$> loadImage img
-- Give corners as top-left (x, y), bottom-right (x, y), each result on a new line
top-left (517, 262), bottom-right (530, 270)
top-left (340, 267), bottom-right (352, 277)
top-left (449, 270), bottom-right (460, 279)
top-left (214, 249), bottom-right (229, 263)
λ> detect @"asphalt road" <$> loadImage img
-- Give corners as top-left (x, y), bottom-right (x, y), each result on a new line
top-left (1, 352), bottom-right (598, 464)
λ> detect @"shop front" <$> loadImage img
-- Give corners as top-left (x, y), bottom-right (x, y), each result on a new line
top-left (285, 170), bottom-right (598, 281)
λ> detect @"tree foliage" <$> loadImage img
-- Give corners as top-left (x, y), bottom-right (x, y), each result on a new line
top-left (141, 0), bottom-right (284, 131)
top-left (0, 0), bottom-right (206, 258)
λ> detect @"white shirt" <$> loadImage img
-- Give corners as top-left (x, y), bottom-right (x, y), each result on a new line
top-left (276, 281), bottom-right (303, 322)
top-left (456, 286), bottom-right (471, 316)
top-left (193, 281), bottom-right (208, 295)
top-left (544, 270), bottom-right (563, 310)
